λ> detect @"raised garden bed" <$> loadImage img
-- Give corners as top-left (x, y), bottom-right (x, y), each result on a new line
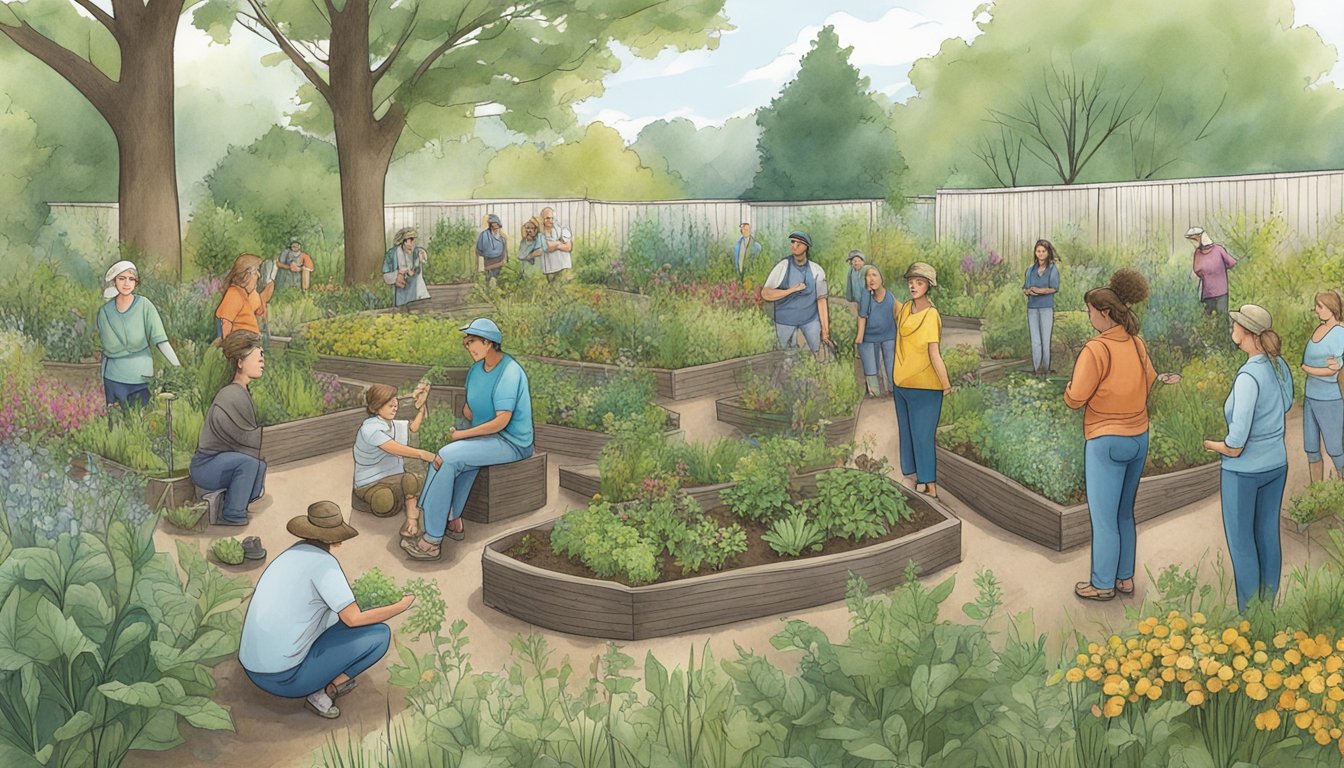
top-left (522, 350), bottom-right (787, 401)
top-left (313, 354), bottom-right (466, 388)
top-left (934, 446), bottom-right (1221, 551)
top-left (41, 359), bottom-right (101, 386)
top-left (70, 453), bottom-right (194, 511)
top-left (714, 396), bottom-right (858, 447)
top-left (558, 463), bottom-right (733, 510)
top-left (403, 282), bottom-right (476, 313)
top-left (941, 315), bottom-right (986, 331)
top-left (481, 484), bottom-right (962, 640)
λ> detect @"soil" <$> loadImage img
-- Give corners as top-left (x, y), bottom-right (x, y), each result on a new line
top-left (503, 497), bottom-right (946, 586)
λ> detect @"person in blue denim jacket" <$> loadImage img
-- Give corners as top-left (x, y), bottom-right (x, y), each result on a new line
top-left (1203, 304), bottom-right (1294, 612)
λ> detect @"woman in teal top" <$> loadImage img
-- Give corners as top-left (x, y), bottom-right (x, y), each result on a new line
top-left (401, 318), bottom-right (533, 560)
top-left (1300, 290), bottom-right (1344, 482)
top-left (95, 260), bottom-right (180, 411)
top-left (1203, 304), bottom-right (1293, 611)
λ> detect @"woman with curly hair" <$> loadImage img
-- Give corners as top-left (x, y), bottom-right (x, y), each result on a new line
top-left (1064, 269), bottom-right (1181, 601)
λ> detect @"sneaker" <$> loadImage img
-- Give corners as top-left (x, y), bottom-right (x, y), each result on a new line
top-left (241, 536), bottom-right (267, 561)
top-left (305, 691), bottom-right (341, 719)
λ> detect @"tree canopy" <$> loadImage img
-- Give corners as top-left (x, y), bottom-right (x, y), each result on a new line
top-left (744, 25), bottom-right (905, 201)
top-left (632, 116), bottom-right (761, 199)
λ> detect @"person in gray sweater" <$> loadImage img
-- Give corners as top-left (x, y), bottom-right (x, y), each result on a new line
top-left (191, 331), bottom-right (267, 525)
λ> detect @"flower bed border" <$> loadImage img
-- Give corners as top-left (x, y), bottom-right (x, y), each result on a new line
top-left (934, 446), bottom-right (1221, 551)
top-left (403, 282), bottom-right (476, 313)
top-left (714, 396), bottom-right (859, 448)
top-left (70, 453), bottom-right (196, 511)
top-left (941, 315), bottom-right (986, 331)
top-left (557, 463), bottom-right (733, 510)
top-left (480, 482), bottom-right (962, 640)
top-left (522, 350), bottom-right (788, 401)
top-left (312, 354), bottom-right (467, 387)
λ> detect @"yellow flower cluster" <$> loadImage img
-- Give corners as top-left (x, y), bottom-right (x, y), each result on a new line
top-left (300, 314), bottom-right (472, 368)
top-left (1064, 611), bottom-right (1344, 754)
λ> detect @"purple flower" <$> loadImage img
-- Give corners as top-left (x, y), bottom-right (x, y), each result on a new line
top-left (988, 250), bottom-right (1002, 266)
top-left (960, 255), bottom-right (974, 273)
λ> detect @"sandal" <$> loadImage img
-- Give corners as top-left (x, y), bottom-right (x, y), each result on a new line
top-left (1116, 578), bottom-right (1135, 595)
top-left (400, 537), bottom-right (442, 561)
top-left (445, 522), bottom-right (466, 541)
top-left (915, 483), bottom-right (940, 500)
top-left (1074, 581), bottom-right (1116, 602)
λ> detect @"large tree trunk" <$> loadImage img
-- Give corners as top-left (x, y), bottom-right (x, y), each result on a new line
top-left (111, 12), bottom-right (182, 275)
top-left (328, 1), bottom-right (404, 285)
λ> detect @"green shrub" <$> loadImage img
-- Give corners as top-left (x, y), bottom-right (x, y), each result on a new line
top-left (422, 218), bottom-right (478, 284)
top-left (352, 567), bottom-right (402, 610)
top-left (159, 502), bottom-right (207, 531)
top-left (801, 467), bottom-right (913, 541)
top-left (211, 537), bottom-right (245, 565)
top-left (761, 508), bottom-right (827, 556)
top-left (0, 513), bottom-right (249, 767)
top-left (942, 343), bottom-right (980, 383)
top-left (737, 351), bottom-right (862, 429)
top-left (549, 501), bottom-right (660, 585)
top-left (1287, 481), bottom-right (1344, 527)
top-left (528, 362), bottom-right (665, 433)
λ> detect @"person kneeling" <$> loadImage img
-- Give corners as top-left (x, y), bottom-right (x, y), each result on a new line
top-left (239, 501), bottom-right (415, 719)
top-left (353, 383), bottom-right (438, 538)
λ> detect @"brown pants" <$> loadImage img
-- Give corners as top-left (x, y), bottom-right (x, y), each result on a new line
top-left (353, 471), bottom-right (425, 517)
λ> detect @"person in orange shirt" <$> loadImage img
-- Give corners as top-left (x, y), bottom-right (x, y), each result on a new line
top-left (1064, 269), bottom-right (1180, 601)
top-left (216, 253), bottom-right (276, 340)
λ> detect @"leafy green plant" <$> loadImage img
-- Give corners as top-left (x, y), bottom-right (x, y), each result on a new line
top-left (1288, 480), bottom-right (1344, 527)
top-left (549, 501), bottom-right (660, 585)
top-left (0, 513), bottom-right (249, 768)
top-left (803, 467), bottom-right (913, 541)
top-left (352, 567), bottom-right (401, 610)
top-left (720, 451), bottom-right (791, 522)
top-left (159, 502), bottom-right (207, 531)
top-left (761, 508), bottom-right (827, 556)
top-left (211, 537), bottom-right (245, 565)
top-left (736, 351), bottom-right (862, 431)
top-left (942, 342), bottom-right (981, 383)
top-left (666, 517), bottom-right (747, 573)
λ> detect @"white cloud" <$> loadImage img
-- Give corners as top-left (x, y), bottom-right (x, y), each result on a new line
top-left (735, 6), bottom-right (981, 88)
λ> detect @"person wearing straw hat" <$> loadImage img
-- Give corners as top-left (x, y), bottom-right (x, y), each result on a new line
top-left (518, 216), bottom-right (545, 277)
top-left (276, 238), bottom-right (314, 291)
top-left (402, 318), bottom-right (534, 560)
top-left (1186, 226), bottom-right (1237, 318)
top-left (761, 231), bottom-right (831, 355)
top-left (239, 501), bottom-right (415, 719)
top-left (1204, 304), bottom-right (1293, 612)
top-left (892, 261), bottom-right (952, 499)
top-left (1300, 290), bottom-right (1344, 482)
top-left (95, 260), bottom-right (180, 411)
top-left (475, 213), bottom-right (509, 283)
top-left (382, 227), bottom-right (430, 307)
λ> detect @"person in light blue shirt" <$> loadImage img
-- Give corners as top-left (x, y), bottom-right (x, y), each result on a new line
top-left (1300, 290), bottom-right (1344, 482)
top-left (1023, 239), bottom-right (1061, 375)
top-left (855, 265), bottom-right (896, 397)
top-left (402, 318), bottom-right (534, 560)
top-left (733, 222), bottom-right (762, 281)
top-left (1203, 304), bottom-right (1293, 611)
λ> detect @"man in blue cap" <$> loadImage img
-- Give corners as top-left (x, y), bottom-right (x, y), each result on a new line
top-left (401, 318), bottom-right (535, 560)
top-left (760, 231), bottom-right (831, 354)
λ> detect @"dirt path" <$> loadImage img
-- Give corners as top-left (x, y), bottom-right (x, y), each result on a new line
top-left (125, 369), bottom-right (1326, 768)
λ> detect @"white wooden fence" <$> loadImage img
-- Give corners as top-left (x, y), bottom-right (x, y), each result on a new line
top-left (47, 197), bottom-right (935, 255)
top-left (936, 168), bottom-right (1344, 258)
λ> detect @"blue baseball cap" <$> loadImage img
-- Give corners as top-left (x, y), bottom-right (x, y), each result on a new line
top-left (460, 318), bottom-right (502, 344)
top-left (788, 231), bottom-right (812, 248)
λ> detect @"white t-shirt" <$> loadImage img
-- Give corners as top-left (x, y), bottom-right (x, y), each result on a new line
top-left (239, 544), bottom-right (357, 674)
top-left (539, 225), bottom-right (573, 274)
top-left (763, 258), bottom-right (828, 297)
top-left (353, 416), bottom-right (408, 487)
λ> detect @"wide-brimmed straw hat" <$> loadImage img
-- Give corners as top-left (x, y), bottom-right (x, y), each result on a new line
top-left (287, 501), bottom-right (359, 544)
top-left (1185, 226), bottom-right (1213, 247)
top-left (904, 262), bottom-right (938, 287)
top-left (393, 227), bottom-right (418, 245)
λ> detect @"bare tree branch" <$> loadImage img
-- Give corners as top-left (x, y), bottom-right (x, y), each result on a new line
top-left (241, 0), bottom-right (333, 100)
top-left (70, 0), bottom-right (117, 34)
top-left (371, 3), bottom-right (419, 86)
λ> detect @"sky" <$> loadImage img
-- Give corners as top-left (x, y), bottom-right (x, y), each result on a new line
top-left (167, 0), bottom-right (1344, 173)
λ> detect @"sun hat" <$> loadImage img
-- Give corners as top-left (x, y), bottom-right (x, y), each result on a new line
top-left (394, 227), bottom-right (418, 245)
top-left (847, 249), bottom-right (866, 263)
top-left (460, 317), bottom-right (503, 345)
top-left (788, 231), bottom-right (812, 248)
top-left (486, 214), bottom-right (502, 226)
top-left (904, 262), bottom-right (938, 288)
top-left (102, 260), bottom-right (137, 299)
top-left (1229, 304), bottom-right (1273, 335)
top-left (287, 501), bottom-right (359, 544)
top-left (1185, 226), bottom-right (1213, 247)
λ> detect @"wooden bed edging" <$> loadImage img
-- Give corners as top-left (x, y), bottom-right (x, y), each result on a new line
top-left (522, 350), bottom-right (788, 401)
top-left (714, 396), bottom-right (859, 448)
top-left (941, 315), bottom-right (986, 331)
top-left (557, 463), bottom-right (734, 510)
top-left (934, 446), bottom-right (1221, 551)
top-left (481, 487), bottom-right (962, 640)
top-left (313, 354), bottom-right (467, 388)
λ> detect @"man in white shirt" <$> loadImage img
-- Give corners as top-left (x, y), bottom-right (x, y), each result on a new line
top-left (538, 206), bottom-right (573, 285)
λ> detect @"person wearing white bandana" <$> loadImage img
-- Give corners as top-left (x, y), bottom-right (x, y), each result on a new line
top-left (95, 260), bottom-right (179, 411)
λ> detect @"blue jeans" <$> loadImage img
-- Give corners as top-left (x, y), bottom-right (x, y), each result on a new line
top-left (1085, 433), bottom-right (1148, 590)
top-left (104, 378), bottom-right (150, 411)
top-left (245, 623), bottom-right (390, 698)
top-left (420, 436), bottom-right (532, 543)
top-left (1303, 397), bottom-right (1344, 469)
top-left (893, 386), bottom-right (943, 484)
top-left (775, 318), bottom-right (822, 353)
top-left (1027, 307), bottom-right (1054, 372)
top-left (190, 451), bottom-right (267, 523)
top-left (859, 339), bottom-right (895, 391)
top-left (1220, 465), bottom-right (1288, 611)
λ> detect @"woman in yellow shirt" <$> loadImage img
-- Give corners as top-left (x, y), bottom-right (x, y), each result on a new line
top-left (892, 262), bottom-right (953, 499)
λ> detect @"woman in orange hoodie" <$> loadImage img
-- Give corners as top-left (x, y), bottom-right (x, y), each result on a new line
top-left (1064, 269), bottom-right (1180, 601)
